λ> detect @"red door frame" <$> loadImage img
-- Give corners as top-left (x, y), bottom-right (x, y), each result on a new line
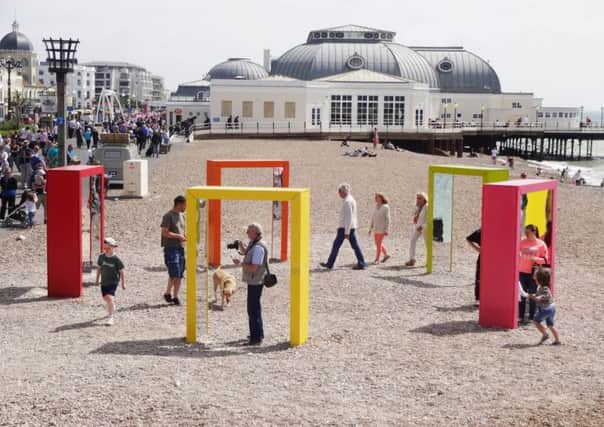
top-left (206, 160), bottom-right (290, 266)
top-left (47, 165), bottom-right (105, 298)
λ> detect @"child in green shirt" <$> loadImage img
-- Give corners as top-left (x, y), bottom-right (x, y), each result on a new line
top-left (95, 237), bottom-right (125, 325)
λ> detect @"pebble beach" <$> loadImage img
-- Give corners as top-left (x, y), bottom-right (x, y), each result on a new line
top-left (0, 138), bottom-right (603, 426)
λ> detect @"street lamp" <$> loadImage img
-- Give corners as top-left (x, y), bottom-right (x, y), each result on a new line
top-left (453, 103), bottom-right (459, 127)
top-left (43, 37), bottom-right (79, 167)
top-left (480, 105), bottom-right (485, 129)
top-left (443, 104), bottom-right (447, 129)
top-left (535, 106), bottom-right (540, 127)
top-left (0, 57), bottom-right (23, 120)
top-left (579, 105), bottom-right (584, 126)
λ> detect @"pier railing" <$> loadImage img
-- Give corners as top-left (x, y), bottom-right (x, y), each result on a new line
top-left (191, 120), bottom-right (604, 138)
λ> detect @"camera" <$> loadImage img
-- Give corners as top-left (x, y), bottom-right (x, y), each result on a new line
top-left (226, 240), bottom-right (242, 250)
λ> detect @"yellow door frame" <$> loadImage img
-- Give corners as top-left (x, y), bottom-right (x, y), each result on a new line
top-left (185, 186), bottom-right (310, 346)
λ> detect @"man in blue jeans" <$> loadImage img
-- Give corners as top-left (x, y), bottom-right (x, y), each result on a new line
top-left (161, 195), bottom-right (187, 305)
top-left (320, 183), bottom-right (366, 270)
top-left (233, 223), bottom-right (268, 346)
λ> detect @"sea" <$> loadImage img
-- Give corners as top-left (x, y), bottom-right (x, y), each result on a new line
top-left (527, 111), bottom-right (604, 187)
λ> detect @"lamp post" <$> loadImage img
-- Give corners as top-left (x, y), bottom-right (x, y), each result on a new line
top-left (579, 105), bottom-right (584, 126)
top-left (480, 105), bottom-right (485, 129)
top-left (0, 57), bottom-right (23, 121)
top-left (535, 106), bottom-right (540, 127)
top-left (43, 37), bottom-right (79, 167)
top-left (443, 105), bottom-right (447, 129)
top-left (453, 103), bottom-right (459, 127)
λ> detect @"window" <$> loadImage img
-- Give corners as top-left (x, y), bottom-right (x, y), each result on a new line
top-left (311, 107), bottom-right (321, 126)
top-left (263, 101), bottom-right (274, 118)
top-left (383, 96), bottom-right (404, 126)
top-left (552, 112), bottom-right (558, 118)
top-left (415, 109), bottom-right (424, 127)
top-left (512, 102), bottom-right (522, 109)
top-left (221, 100), bottom-right (232, 117)
top-left (242, 101), bottom-right (253, 118)
top-left (441, 98), bottom-right (452, 104)
top-left (330, 95), bottom-right (352, 125)
top-left (357, 95), bottom-right (378, 125)
top-left (545, 112), bottom-right (551, 118)
top-left (285, 102), bottom-right (296, 119)
top-left (472, 113), bottom-right (483, 119)
top-left (537, 112), bottom-right (543, 118)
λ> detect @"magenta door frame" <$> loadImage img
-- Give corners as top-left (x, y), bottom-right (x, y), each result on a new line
top-left (479, 179), bottom-right (557, 329)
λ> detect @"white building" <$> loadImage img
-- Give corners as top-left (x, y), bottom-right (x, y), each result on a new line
top-left (151, 75), bottom-right (167, 101)
top-left (82, 61), bottom-right (155, 103)
top-left (205, 25), bottom-right (578, 132)
top-left (38, 62), bottom-right (96, 109)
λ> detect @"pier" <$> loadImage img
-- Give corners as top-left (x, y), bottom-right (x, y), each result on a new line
top-left (192, 123), bottom-right (604, 160)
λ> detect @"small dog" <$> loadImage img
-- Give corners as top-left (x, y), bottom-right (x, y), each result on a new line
top-left (212, 266), bottom-right (237, 308)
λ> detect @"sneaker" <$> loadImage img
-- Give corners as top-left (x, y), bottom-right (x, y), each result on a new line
top-left (244, 339), bottom-right (263, 346)
top-left (163, 293), bottom-right (172, 303)
top-left (352, 265), bottom-right (365, 270)
top-left (381, 255), bottom-right (391, 263)
top-left (172, 297), bottom-right (181, 306)
top-left (105, 316), bottom-right (114, 326)
top-left (319, 262), bottom-right (332, 270)
top-left (539, 334), bottom-right (550, 344)
top-left (404, 259), bottom-right (416, 266)
top-left (551, 341), bottom-right (562, 346)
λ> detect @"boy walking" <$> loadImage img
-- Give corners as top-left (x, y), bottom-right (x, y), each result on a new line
top-left (95, 237), bottom-right (125, 325)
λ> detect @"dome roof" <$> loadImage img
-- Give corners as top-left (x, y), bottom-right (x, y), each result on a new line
top-left (270, 25), bottom-right (438, 87)
top-left (411, 47), bottom-right (502, 93)
top-left (206, 58), bottom-right (268, 80)
top-left (0, 21), bottom-right (33, 52)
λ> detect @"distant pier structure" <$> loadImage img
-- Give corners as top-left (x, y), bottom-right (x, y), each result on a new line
top-left (193, 123), bottom-right (603, 160)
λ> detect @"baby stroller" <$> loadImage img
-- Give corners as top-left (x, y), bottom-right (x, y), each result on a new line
top-left (0, 204), bottom-right (29, 229)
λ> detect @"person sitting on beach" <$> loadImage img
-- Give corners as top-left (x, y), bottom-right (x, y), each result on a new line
top-left (571, 169), bottom-right (585, 186)
top-left (384, 141), bottom-right (395, 150)
top-left (341, 137), bottom-right (350, 147)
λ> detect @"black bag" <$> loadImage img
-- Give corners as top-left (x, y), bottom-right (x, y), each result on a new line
top-left (263, 254), bottom-right (277, 288)
top-left (263, 273), bottom-right (277, 287)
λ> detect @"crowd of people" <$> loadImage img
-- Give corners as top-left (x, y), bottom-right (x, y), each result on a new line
top-left (0, 127), bottom-right (55, 226)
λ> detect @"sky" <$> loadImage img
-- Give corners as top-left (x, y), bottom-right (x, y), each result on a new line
top-left (1, 0), bottom-right (603, 110)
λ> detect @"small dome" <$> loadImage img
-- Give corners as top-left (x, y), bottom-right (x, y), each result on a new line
top-left (411, 47), bottom-right (502, 93)
top-left (206, 58), bottom-right (268, 80)
top-left (0, 21), bottom-right (33, 52)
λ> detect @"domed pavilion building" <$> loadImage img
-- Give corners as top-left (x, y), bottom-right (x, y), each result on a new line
top-left (205, 25), bottom-right (575, 131)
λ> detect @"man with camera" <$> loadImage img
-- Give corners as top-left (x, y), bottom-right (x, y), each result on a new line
top-left (232, 223), bottom-right (268, 346)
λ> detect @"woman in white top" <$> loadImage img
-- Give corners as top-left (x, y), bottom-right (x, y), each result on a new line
top-left (405, 192), bottom-right (428, 266)
top-left (368, 193), bottom-right (391, 264)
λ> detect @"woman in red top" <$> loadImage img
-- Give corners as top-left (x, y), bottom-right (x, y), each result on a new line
top-left (518, 224), bottom-right (549, 322)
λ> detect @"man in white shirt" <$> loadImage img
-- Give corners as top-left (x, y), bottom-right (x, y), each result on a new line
top-left (320, 183), bottom-right (366, 270)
